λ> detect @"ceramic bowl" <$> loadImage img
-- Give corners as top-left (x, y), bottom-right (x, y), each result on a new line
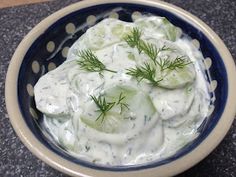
top-left (5, 0), bottom-right (236, 176)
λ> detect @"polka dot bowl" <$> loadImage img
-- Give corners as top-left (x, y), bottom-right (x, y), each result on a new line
top-left (5, 0), bottom-right (236, 177)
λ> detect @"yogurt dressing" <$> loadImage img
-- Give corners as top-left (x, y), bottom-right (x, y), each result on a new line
top-left (34, 17), bottom-right (210, 165)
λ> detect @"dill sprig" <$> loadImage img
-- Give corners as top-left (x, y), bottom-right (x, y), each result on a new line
top-left (158, 45), bottom-right (173, 54)
top-left (126, 63), bottom-right (162, 85)
top-left (157, 56), bottom-right (192, 71)
top-left (77, 49), bottom-right (117, 73)
top-left (123, 27), bottom-right (142, 52)
top-left (124, 27), bottom-right (158, 59)
top-left (90, 92), bottom-right (130, 122)
top-left (90, 95), bottom-right (116, 122)
top-left (116, 92), bottom-right (129, 113)
top-left (139, 41), bottom-right (158, 64)
top-left (124, 28), bottom-right (192, 72)
top-left (124, 28), bottom-right (162, 65)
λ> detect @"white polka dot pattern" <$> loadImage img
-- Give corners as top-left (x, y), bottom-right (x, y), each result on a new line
top-left (86, 15), bottom-right (96, 26)
top-left (209, 80), bottom-right (217, 92)
top-left (207, 105), bottom-right (215, 116)
top-left (65, 23), bottom-right (76, 34)
top-left (131, 11), bottom-right (142, 21)
top-left (204, 57), bottom-right (212, 70)
top-left (109, 12), bottom-right (119, 19)
top-left (191, 39), bottom-right (200, 49)
top-left (46, 41), bottom-right (55, 52)
top-left (48, 62), bottom-right (56, 71)
top-left (32, 60), bottom-right (40, 74)
top-left (30, 107), bottom-right (38, 119)
top-left (26, 84), bottom-right (34, 97)
top-left (62, 47), bottom-right (70, 58)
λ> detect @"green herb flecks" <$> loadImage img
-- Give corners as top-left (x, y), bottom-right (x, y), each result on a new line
top-left (77, 49), bottom-right (117, 73)
top-left (157, 55), bottom-right (192, 71)
top-left (126, 62), bottom-right (162, 85)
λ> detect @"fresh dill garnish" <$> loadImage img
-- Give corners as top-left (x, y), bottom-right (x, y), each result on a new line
top-left (158, 45), bottom-right (173, 54)
top-left (116, 92), bottom-right (129, 113)
top-left (139, 41), bottom-right (158, 64)
top-left (123, 27), bottom-right (142, 52)
top-left (90, 95), bottom-right (115, 122)
top-left (124, 28), bottom-right (161, 65)
top-left (124, 27), bottom-right (157, 57)
top-left (90, 92), bottom-right (129, 121)
top-left (77, 49), bottom-right (117, 73)
top-left (157, 55), bottom-right (192, 71)
top-left (126, 63), bottom-right (162, 85)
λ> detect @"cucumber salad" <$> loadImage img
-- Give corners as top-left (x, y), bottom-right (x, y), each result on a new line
top-left (34, 16), bottom-right (210, 165)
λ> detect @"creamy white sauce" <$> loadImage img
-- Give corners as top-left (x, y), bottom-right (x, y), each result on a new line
top-left (34, 17), bottom-right (210, 165)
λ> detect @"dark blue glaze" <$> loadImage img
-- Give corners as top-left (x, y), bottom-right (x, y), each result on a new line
top-left (17, 3), bottom-right (228, 171)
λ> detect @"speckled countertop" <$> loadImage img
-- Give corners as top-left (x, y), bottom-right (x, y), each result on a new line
top-left (0, 0), bottom-right (235, 177)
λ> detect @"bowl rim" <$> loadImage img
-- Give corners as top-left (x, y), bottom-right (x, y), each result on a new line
top-left (5, 0), bottom-right (236, 176)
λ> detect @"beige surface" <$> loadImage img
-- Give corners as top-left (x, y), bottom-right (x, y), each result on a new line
top-left (0, 0), bottom-right (50, 8)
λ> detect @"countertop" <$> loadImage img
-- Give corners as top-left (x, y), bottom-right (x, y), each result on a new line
top-left (0, 0), bottom-right (235, 176)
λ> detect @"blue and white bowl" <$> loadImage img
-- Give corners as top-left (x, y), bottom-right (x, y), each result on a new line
top-left (5, 0), bottom-right (236, 176)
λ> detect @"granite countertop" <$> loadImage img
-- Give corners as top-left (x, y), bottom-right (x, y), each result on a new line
top-left (0, 0), bottom-right (235, 176)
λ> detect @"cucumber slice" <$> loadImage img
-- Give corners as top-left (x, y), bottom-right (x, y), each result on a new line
top-left (111, 23), bottom-right (124, 37)
top-left (104, 85), bottom-right (137, 102)
top-left (135, 16), bottom-right (181, 41)
top-left (157, 64), bottom-right (195, 89)
top-left (80, 85), bottom-right (156, 133)
top-left (163, 89), bottom-right (205, 127)
top-left (34, 61), bottom-right (76, 116)
top-left (79, 19), bottom-right (134, 50)
top-left (126, 36), bottom-right (195, 89)
top-left (153, 85), bottom-right (195, 121)
top-left (154, 40), bottom-right (196, 89)
top-left (81, 111), bottom-right (123, 133)
top-left (162, 18), bottom-right (181, 41)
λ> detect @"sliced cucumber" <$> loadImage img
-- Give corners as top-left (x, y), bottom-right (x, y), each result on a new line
top-left (81, 111), bottom-right (123, 133)
top-left (80, 85), bottom-right (156, 133)
top-left (34, 61), bottom-right (76, 116)
top-left (135, 16), bottom-right (181, 41)
top-left (157, 64), bottom-right (195, 89)
top-left (153, 85), bottom-right (195, 121)
top-left (111, 23), bottom-right (124, 37)
top-left (75, 18), bottom-right (133, 51)
top-left (162, 18), bottom-right (181, 41)
top-left (163, 91), bottom-right (202, 127)
top-left (154, 40), bottom-right (196, 89)
top-left (104, 85), bottom-right (137, 102)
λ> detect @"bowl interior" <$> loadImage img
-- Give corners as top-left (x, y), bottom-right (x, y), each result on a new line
top-left (17, 3), bottom-right (228, 171)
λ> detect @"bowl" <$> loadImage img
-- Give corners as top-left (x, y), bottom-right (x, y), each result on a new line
top-left (5, 0), bottom-right (236, 176)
